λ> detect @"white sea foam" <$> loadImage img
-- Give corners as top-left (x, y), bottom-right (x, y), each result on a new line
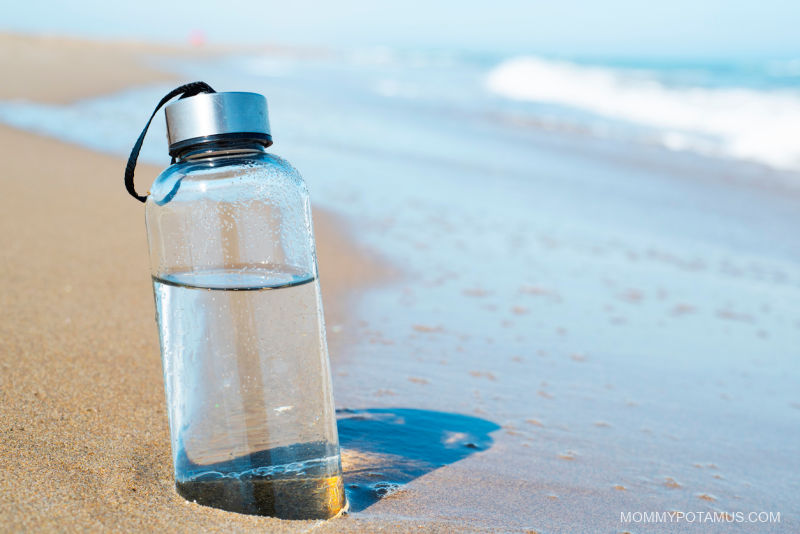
top-left (486, 56), bottom-right (800, 171)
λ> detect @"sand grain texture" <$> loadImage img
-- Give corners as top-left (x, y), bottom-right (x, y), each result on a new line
top-left (0, 123), bottom-right (373, 532)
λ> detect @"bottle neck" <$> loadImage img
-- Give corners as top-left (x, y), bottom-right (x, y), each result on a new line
top-left (173, 138), bottom-right (268, 163)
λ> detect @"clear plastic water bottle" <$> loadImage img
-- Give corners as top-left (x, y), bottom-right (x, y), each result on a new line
top-left (124, 84), bottom-right (346, 519)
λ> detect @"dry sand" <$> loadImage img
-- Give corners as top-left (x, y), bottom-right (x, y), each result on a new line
top-left (0, 33), bottom-right (329, 105)
top-left (0, 33), bottom-right (183, 104)
top-left (0, 36), bottom-right (437, 533)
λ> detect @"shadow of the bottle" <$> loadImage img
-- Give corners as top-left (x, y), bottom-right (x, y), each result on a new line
top-left (336, 408), bottom-right (500, 512)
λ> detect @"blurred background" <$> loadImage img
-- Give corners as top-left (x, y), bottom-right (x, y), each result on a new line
top-left (2, 1), bottom-right (799, 531)
top-left (5, 1), bottom-right (800, 176)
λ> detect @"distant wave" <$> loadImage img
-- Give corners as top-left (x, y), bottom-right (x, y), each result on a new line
top-left (487, 57), bottom-right (800, 171)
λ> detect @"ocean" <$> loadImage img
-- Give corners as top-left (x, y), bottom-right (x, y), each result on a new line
top-left (3, 48), bottom-right (800, 172)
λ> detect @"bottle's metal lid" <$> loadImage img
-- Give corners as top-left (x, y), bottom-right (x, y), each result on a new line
top-left (164, 92), bottom-right (272, 156)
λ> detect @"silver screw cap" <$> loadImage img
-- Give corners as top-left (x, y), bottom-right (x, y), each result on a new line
top-left (164, 92), bottom-right (272, 155)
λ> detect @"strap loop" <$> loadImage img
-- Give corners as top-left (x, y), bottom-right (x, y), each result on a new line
top-left (124, 82), bottom-right (216, 202)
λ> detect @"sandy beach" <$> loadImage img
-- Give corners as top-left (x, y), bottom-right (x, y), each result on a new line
top-left (0, 35), bottom-right (400, 533)
top-left (2, 33), bottom-right (798, 533)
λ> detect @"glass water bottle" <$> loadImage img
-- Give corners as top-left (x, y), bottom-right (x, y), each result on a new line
top-left (136, 89), bottom-right (345, 519)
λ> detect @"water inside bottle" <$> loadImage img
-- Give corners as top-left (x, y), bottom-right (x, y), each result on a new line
top-left (153, 266), bottom-right (345, 519)
top-left (174, 443), bottom-right (345, 518)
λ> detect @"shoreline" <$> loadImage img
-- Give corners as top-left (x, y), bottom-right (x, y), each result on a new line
top-left (2, 31), bottom-right (798, 532)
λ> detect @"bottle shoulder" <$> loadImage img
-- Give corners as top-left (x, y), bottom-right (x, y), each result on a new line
top-left (148, 152), bottom-right (306, 206)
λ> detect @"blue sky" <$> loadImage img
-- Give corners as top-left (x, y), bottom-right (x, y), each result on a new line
top-left (4, 0), bottom-right (800, 58)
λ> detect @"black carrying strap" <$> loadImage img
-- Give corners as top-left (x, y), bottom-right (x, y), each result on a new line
top-left (124, 82), bottom-right (216, 202)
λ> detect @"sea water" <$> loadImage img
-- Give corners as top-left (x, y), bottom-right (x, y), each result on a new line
top-left (153, 269), bottom-right (345, 518)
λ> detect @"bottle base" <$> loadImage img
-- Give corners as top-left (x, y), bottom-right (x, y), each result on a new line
top-left (176, 473), bottom-right (346, 519)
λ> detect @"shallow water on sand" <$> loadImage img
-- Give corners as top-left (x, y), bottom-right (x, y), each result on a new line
top-left (1, 52), bottom-right (798, 531)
